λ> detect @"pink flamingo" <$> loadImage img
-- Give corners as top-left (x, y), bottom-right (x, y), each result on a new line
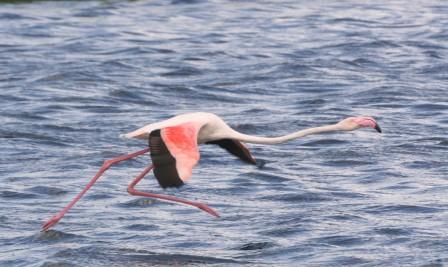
top-left (42, 112), bottom-right (381, 231)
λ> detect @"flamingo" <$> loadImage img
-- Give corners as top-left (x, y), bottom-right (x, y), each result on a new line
top-left (42, 112), bottom-right (381, 231)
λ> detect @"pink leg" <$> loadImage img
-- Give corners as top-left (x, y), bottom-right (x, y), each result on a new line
top-left (42, 148), bottom-right (150, 231)
top-left (127, 165), bottom-right (220, 218)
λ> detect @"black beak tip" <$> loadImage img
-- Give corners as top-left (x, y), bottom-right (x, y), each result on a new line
top-left (374, 124), bottom-right (382, 133)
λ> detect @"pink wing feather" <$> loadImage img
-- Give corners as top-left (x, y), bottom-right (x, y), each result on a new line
top-left (161, 122), bottom-right (201, 181)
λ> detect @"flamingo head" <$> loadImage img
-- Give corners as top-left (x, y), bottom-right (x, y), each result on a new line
top-left (337, 116), bottom-right (382, 133)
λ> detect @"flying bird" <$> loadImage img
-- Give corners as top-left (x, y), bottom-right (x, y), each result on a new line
top-left (42, 112), bottom-right (381, 231)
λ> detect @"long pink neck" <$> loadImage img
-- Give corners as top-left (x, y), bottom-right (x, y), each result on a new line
top-left (229, 124), bottom-right (342, 145)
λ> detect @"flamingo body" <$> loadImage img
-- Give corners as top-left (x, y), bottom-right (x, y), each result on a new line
top-left (124, 112), bottom-right (259, 188)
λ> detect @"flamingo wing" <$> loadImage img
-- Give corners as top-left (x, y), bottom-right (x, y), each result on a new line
top-left (206, 139), bottom-right (256, 165)
top-left (149, 122), bottom-right (201, 188)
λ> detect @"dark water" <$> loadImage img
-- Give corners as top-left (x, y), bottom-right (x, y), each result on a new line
top-left (1, 0), bottom-right (448, 266)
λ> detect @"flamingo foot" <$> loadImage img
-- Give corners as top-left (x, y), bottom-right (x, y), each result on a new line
top-left (42, 213), bottom-right (63, 232)
top-left (195, 202), bottom-right (220, 218)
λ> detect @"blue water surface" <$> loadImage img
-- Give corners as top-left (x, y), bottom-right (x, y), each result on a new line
top-left (1, 1), bottom-right (447, 266)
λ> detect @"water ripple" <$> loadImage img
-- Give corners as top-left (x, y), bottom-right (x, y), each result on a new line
top-left (53, 246), bottom-right (246, 265)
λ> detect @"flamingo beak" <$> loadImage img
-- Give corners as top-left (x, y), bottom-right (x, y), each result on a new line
top-left (374, 123), bottom-right (382, 133)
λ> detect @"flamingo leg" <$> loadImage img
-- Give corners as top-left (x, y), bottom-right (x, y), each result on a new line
top-left (42, 148), bottom-right (150, 231)
top-left (127, 165), bottom-right (220, 218)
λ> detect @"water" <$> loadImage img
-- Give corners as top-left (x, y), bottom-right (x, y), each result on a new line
top-left (1, 0), bottom-right (447, 266)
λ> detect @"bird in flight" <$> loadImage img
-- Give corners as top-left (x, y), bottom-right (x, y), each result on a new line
top-left (42, 112), bottom-right (381, 231)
